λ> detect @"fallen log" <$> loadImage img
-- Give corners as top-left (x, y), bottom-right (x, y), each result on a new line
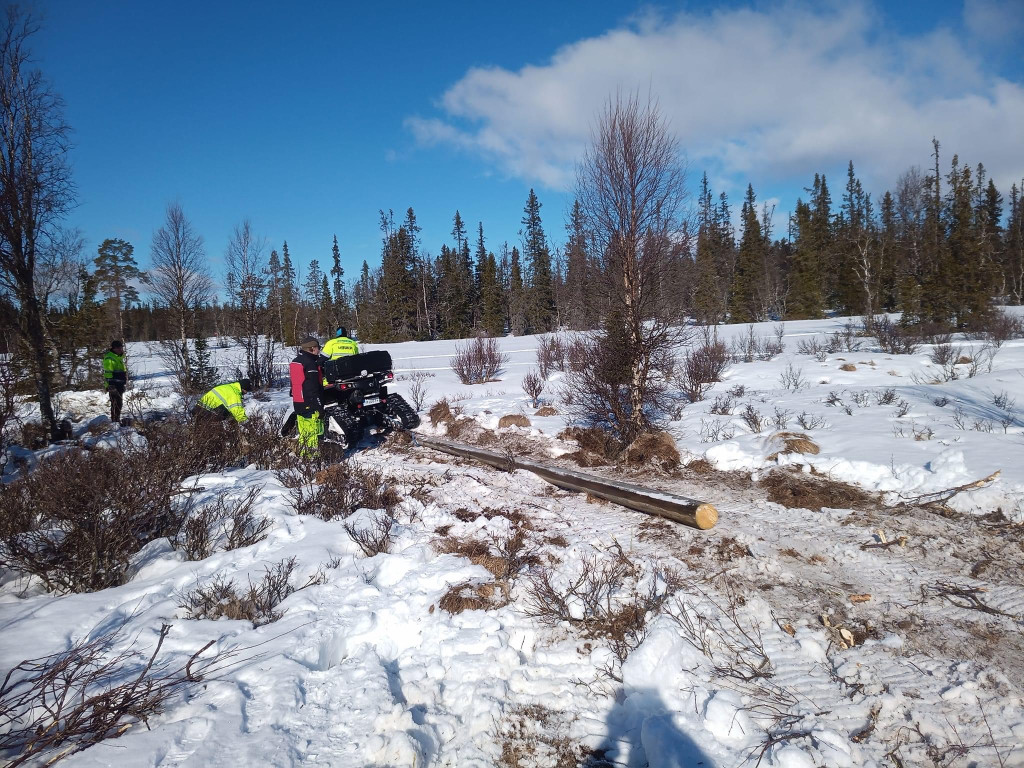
top-left (415, 435), bottom-right (718, 530)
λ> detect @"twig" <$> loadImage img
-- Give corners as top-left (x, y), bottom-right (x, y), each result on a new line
top-left (895, 471), bottom-right (1000, 508)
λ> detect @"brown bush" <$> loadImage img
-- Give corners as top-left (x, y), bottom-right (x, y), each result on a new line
top-left (526, 549), bottom-right (679, 664)
top-left (623, 431), bottom-right (680, 470)
top-left (839, 363), bottom-right (856, 372)
top-left (286, 460), bottom-right (400, 523)
top-left (0, 420), bottom-right (240, 593)
top-left (179, 557), bottom-right (323, 626)
top-left (498, 414), bottom-right (531, 429)
top-left (451, 336), bottom-right (508, 384)
top-left (678, 330), bottom-right (730, 402)
top-left (558, 426), bottom-right (623, 460)
top-left (535, 405), bottom-right (558, 417)
top-left (174, 485), bottom-right (271, 561)
top-left (0, 622), bottom-right (217, 767)
top-left (344, 510), bottom-right (397, 557)
top-left (521, 369), bottom-right (545, 408)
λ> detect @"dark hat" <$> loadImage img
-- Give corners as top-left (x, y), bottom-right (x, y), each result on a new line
top-left (111, 339), bottom-right (124, 349)
top-left (299, 337), bottom-right (321, 352)
top-left (238, 378), bottom-right (253, 393)
top-left (336, 326), bottom-right (347, 338)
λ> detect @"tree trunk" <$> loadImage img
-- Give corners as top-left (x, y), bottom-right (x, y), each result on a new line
top-left (25, 295), bottom-right (58, 439)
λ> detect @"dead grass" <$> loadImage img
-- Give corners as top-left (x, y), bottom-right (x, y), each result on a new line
top-left (839, 363), bottom-right (857, 371)
top-left (438, 581), bottom-right (499, 614)
top-left (495, 704), bottom-right (582, 768)
top-left (623, 430), bottom-right (680, 470)
top-left (535, 406), bottom-right (558, 417)
top-left (429, 399), bottom-right (454, 427)
top-left (499, 414), bottom-right (531, 429)
top-left (759, 469), bottom-right (876, 512)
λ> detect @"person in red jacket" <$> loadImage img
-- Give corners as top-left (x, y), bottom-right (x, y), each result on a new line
top-left (290, 337), bottom-right (324, 456)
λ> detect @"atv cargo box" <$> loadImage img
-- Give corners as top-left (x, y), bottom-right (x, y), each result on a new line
top-left (324, 350), bottom-right (393, 383)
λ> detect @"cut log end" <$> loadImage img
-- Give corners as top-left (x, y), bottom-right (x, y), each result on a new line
top-left (694, 503), bottom-right (719, 530)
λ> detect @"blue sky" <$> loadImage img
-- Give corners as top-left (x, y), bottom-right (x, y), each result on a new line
top-left (34, 0), bottom-right (1024, 298)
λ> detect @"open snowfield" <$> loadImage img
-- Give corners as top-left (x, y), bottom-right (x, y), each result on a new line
top-left (3, 314), bottom-right (1024, 767)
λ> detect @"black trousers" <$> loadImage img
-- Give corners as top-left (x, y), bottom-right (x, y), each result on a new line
top-left (192, 404), bottom-right (230, 423)
top-left (108, 385), bottom-right (124, 423)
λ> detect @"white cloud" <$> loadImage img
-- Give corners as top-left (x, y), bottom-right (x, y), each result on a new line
top-left (964, 0), bottom-right (1024, 46)
top-left (407, 2), bottom-right (1024, 203)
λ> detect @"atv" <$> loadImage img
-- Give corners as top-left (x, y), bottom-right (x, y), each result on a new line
top-left (281, 350), bottom-right (420, 449)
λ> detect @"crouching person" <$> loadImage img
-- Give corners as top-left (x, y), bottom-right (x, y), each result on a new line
top-left (290, 337), bottom-right (324, 457)
top-left (194, 379), bottom-right (252, 424)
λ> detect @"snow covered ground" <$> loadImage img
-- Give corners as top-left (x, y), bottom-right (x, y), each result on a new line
top-left (3, 315), bottom-right (1024, 767)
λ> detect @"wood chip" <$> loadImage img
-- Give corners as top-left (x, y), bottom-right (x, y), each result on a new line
top-left (782, 623), bottom-right (796, 636)
top-left (849, 594), bottom-right (872, 604)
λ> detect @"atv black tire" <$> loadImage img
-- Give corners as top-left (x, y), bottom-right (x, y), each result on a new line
top-left (387, 393), bottom-right (421, 430)
top-left (280, 410), bottom-right (297, 437)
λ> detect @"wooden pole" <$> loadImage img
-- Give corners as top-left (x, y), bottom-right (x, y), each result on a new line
top-left (415, 435), bottom-right (718, 530)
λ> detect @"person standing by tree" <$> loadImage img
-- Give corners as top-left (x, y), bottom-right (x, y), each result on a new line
top-left (290, 337), bottom-right (325, 457)
top-left (321, 326), bottom-right (358, 360)
top-left (102, 340), bottom-right (127, 424)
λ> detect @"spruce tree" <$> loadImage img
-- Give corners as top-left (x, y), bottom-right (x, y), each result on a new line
top-left (522, 189), bottom-right (555, 333)
top-left (509, 247), bottom-right (526, 335)
top-left (266, 248), bottom-right (283, 341)
top-left (693, 174), bottom-right (724, 324)
top-left (480, 252), bottom-right (504, 336)
top-left (281, 242), bottom-right (298, 344)
top-left (563, 199), bottom-right (590, 329)
top-left (730, 185), bottom-right (764, 322)
top-left (330, 234), bottom-right (349, 320)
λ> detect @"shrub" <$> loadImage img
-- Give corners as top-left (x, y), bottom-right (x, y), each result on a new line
top-left (498, 414), bottom-right (531, 429)
top-left (0, 622), bottom-right (217, 766)
top-left (405, 370), bottom-right (435, 412)
top-left (179, 557), bottom-right (324, 626)
top-left (526, 549), bottom-right (679, 664)
top-left (536, 334), bottom-right (569, 379)
top-left (344, 510), bottom-right (397, 557)
top-left (521, 368), bottom-right (545, 407)
top-left (0, 420), bottom-right (238, 593)
top-left (285, 460), bottom-right (400, 523)
top-left (451, 336), bottom-right (508, 384)
top-left (678, 330), bottom-right (730, 402)
top-left (874, 316), bottom-right (921, 354)
top-left (731, 325), bottom-right (784, 363)
top-left (779, 363), bottom-right (806, 392)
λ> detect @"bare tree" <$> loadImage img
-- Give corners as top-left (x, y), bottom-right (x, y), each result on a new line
top-left (0, 7), bottom-right (75, 440)
top-left (572, 92), bottom-right (691, 441)
top-left (147, 203), bottom-right (211, 381)
top-left (225, 219), bottom-right (275, 387)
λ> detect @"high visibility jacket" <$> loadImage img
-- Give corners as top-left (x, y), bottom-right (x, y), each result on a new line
top-left (199, 382), bottom-right (248, 423)
top-left (102, 351), bottom-right (127, 390)
top-left (322, 336), bottom-right (358, 360)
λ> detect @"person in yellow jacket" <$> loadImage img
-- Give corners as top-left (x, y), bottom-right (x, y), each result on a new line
top-left (102, 340), bottom-right (128, 423)
top-left (193, 379), bottom-right (252, 423)
top-left (322, 326), bottom-right (358, 360)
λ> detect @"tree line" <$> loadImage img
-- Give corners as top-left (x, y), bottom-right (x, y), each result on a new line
top-left (2, 4), bottom-right (1022, 441)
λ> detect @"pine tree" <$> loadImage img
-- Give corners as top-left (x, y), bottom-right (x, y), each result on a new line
top-left (94, 238), bottom-right (142, 341)
top-left (1006, 183), bottom-right (1024, 304)
top-left (522, 189), bottom-right (555, 333)
top-left (473, 222), bottom-right (487, 330)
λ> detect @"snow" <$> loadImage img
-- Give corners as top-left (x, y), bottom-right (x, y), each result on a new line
top-left (3, 314), bottom-right (1024, 766)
